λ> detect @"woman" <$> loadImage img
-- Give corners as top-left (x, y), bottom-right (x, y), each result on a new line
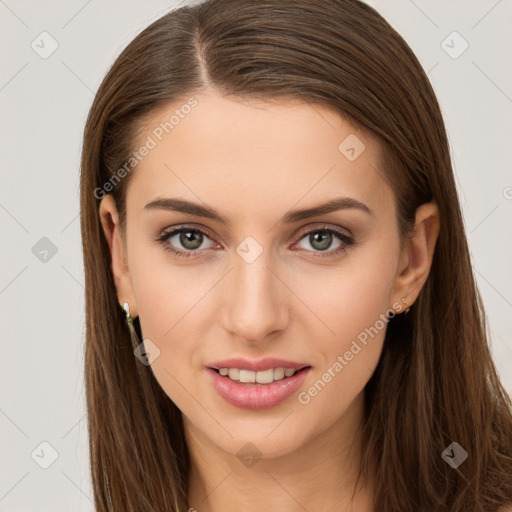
top-left (79, 0), bottom-right (512, 510)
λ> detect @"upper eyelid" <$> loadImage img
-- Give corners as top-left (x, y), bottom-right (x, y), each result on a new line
top-left (158, 224), bottom-right (218, 245)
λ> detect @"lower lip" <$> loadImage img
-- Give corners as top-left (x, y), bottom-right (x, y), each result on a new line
top-left (206, 367), bottom-right (311, 410)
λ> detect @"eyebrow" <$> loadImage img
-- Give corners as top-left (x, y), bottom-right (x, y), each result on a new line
top-left (144, 196), bottom-right (373, 224)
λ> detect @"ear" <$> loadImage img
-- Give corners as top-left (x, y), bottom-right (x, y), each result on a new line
top-left (390, 201), bottom-right (440, 312)
top-left (98, 194), bottom-right (138, 318)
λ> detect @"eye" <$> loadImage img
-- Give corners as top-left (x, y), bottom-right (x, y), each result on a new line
top-left (156, 226), bottom-right (218, 259)
top-left (294, 225), bottom-right (355, 257)
top-left (156, 224), bottom-right (355, 260)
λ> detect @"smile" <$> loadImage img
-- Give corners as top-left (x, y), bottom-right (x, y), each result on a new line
top-left (214, 367), bottom-right (299, 384)
top-left (207, 366), bottom-right (311, 410)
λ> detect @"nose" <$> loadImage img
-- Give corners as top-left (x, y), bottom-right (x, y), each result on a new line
top-left (221, 250), bottom-right (290, 344)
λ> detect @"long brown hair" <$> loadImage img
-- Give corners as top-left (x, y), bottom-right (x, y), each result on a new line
top-left (79, 0), bottom-right (512, 510)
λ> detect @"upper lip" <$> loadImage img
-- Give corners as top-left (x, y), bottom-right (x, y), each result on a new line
top-left (207, 357), bottom-right (311, 372)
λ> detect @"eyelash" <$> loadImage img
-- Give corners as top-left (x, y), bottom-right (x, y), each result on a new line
top-left (155, 224), bottom-right (355, 260)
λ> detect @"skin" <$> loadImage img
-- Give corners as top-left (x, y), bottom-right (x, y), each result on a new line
top-left (99, 89), bottom-right (440, 512)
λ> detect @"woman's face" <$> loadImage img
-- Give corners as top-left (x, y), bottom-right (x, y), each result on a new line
top-left (103, 89), bottom-right (414, 459)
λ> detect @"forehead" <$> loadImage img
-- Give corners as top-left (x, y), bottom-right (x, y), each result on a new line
top-left (127, 90), bottom-right (392, 219)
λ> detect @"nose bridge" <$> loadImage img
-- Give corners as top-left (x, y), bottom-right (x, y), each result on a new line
top-left (224, 240), bottom-right (288, 342)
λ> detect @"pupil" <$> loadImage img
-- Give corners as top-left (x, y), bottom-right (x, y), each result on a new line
top-left (181, 231), bottom-right (202, 250)
top-left (311, 232), bottom-right (331, 251)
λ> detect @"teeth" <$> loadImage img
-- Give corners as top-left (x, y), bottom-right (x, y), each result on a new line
top-left (239, 369), bottom-right (256, 383)
top-left (228, 368), bottom-right (239, 380)
top-left (273, 367), bottom-right (285, 380)
top-left (255, 369), bottom-right (273, 384)
top-left (218, 367), bottom-right (299, 383)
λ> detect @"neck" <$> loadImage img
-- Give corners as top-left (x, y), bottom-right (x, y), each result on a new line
top-left (185, 392), bottom-right (373, 512)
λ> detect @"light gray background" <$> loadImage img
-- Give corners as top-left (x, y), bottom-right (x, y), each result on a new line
top-left (1, 0), bottom-right (511, 510)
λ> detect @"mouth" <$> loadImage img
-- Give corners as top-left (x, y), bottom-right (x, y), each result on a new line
top-left (209, 366), bottom-right (311, 384)
top-left (206, 365), bottom-right (312, 410)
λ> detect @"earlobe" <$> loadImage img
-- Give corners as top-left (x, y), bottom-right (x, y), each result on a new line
top-left (391, 201), bottom-right (440, 312)
top-left (98, 195), bottom-right (138, 317)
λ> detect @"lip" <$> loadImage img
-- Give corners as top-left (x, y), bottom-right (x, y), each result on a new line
top-left (207, 366), bottom-right (311, 410)
top-left (207, 357), bottom-right (310, 372)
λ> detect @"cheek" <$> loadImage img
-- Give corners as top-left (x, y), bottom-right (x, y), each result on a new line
top-left (131, 261), bottom-right (210, 417)
top-left (300, 236), bottom-right (399, 344)
top-left (128, 244), bottom-right (219, 395)
top-left (293, 237), bottom-right (398, 406)
top-left (295, 300), bottom-right (391, 433)
top-left (129, 236), bottom-right (215, 338)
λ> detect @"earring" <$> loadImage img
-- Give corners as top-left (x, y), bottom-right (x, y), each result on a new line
top-left (401, 296), bottom-right (411, 315)
top-left (121, 301), bottom-right (141, 350)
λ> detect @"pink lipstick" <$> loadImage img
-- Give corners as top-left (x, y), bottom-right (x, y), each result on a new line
top-left (206, 357), bottom-right (311, 410)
